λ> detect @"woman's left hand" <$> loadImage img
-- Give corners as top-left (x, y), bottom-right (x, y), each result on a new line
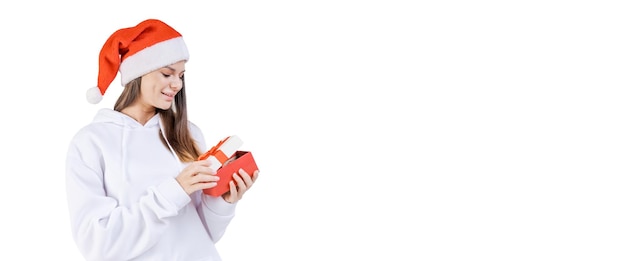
top-left (222, 168), bottom-right (259, 204)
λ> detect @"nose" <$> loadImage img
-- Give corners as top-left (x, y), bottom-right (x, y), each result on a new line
top-left (170, 77), bottom-right (183, 90)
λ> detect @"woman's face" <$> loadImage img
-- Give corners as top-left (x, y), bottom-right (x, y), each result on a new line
top-left (139, 60), bottom-right (186, 110)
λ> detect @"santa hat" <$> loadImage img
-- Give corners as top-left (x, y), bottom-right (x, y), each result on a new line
top-left (86, 19), bottom-right (190, 104)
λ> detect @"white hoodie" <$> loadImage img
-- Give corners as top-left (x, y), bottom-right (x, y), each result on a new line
top-left (65, 108), bottom-right (235, 261)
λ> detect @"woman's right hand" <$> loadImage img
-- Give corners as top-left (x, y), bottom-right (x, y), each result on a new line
top-left (175, 159), bottom-right (220, 195)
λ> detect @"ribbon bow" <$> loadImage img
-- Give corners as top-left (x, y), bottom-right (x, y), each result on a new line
top-left (197, 136), bottom-right (231, 164)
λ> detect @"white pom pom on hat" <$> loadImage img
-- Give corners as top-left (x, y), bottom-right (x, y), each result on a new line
top-left (86, 86), bottom-right (103, 104)
top-left (86, 19), bottom-right (190, 104)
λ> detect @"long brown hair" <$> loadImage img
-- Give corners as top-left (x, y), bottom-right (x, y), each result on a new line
top-left (114, 77), bottom-right (202, 162)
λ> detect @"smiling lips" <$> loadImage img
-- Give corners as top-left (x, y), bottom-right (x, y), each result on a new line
top-left (162, 92), bottom-right (175, 101)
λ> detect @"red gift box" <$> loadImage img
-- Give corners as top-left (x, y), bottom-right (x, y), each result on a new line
top-left (203, 150), bottom-right (259, 197)
top-left (197, 135), bottom-right (242, 170)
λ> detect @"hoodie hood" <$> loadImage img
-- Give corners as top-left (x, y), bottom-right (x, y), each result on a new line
top-left (91, 108), bottom-right (182, 185)
top-left (92, 108), bottom-right (160, 129)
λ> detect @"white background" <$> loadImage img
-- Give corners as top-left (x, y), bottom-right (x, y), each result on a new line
top-left (1, 0), bottom-right (625, 260)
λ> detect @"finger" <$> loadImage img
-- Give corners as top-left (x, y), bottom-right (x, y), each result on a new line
top-left (228, 180), bottom-right (238, 199)
top-left (181, 179), bottom-right (217, 195)
top-left (193, 173), bottom-right (220, 183)
top-left (238, 169), bottom-right (254, 185)
top-left (190, 161), bottom-right (216, 173)
top-left (199, 166), bottom-right (217, 175)
top-left (193, 181), bottom-right (217, 191)
top-left (185, 166), bottom-right (204, 178)
top-left (196, 158), bottom-right (214, 166)
top-left (232, 172), bottom-right (248, 192)
top-left (252, 170), bottom-right (260, 182)
top-left (187, 165), bottom-right (216, 177)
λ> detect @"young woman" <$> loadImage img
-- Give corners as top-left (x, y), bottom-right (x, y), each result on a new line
top-left (65, 19), bottom-right (259, 261)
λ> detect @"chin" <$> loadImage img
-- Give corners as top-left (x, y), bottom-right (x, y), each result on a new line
top-left (156, 103), bottom-right (173, 110)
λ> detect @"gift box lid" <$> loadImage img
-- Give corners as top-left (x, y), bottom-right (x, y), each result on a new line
top-left (198, 135), bottom-right (243, 169)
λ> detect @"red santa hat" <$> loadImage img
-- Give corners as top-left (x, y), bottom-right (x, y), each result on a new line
top-left (86, 19), bottom-right (190, 104)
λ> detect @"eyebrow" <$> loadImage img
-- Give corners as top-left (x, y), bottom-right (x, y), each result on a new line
top-left (163, 66), bottom-right (185, 73)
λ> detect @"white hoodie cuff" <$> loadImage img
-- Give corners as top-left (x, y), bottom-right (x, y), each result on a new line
top-left (203, 194), bottom-right (237, 216)
top-left (157, 178), bottom-right (191, 210)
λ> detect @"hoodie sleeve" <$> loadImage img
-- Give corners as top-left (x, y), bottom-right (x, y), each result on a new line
top-left (197, 193), bottom-right (237, 242)
top-left (188, 122), bottom-right (237, 242)
top-left (65, 130), bottom-right (191, 261)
